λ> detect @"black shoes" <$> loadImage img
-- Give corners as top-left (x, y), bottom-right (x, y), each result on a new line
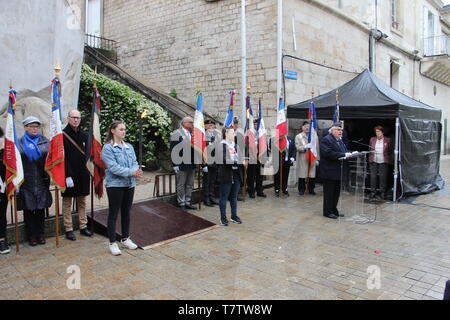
top-left (204, 199), bottom-right (214, 207)
top-left (185, 204), bottom-right (197, 210)
top-left (237, 195), bottom-right (244, 201)
top-left (66, 231), bottom-right (76, 241)
top-left (80, 228), bottom-right (92, 237)
top-left (325, 214), bottom-right (338, 219)
top-left (29, 239), bottom-right (38, 246)
top-left (211, 198), bottom-right (220, 205)
top-left (220, 217), bottom-right (229, 226)
top-left (309, 191), bottom-right (316, 195)
top-left (0, 240), bottom-right (10, 254)
top-left (298, 190), bottom-right (305, 195)
top-left (37, 237), bottom-right (46, 245)
top-left (230, 216), bottom-right (242, 224)
top-left (249, 193), bottom-right (255, 198)
top-left (283, 191), bottom-right (290, 197)
top-left (257, 193), bottom-right (267, 198)
top-left (275, 191), bottom-right (280, 197)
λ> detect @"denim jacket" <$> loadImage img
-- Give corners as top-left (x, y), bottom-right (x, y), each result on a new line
top-left (102, 142), bottom-right (138, 188)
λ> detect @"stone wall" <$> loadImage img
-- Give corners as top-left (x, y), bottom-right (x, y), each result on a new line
top-left (103, 0), bottom-right (279, 127)
top-left (0, 0), bottom-right (84, 138)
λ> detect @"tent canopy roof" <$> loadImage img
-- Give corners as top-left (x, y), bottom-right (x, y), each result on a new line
top-left (287, 69), bottom-right (442, 121)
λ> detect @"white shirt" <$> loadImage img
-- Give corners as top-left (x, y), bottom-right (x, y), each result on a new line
top-left (182, 128), bottom-right (191, 139)
top-left (374, 138), bottom-right (384, 163)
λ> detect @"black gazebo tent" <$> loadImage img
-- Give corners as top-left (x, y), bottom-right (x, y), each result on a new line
top-left (287, 69), bottom-right (444, 199)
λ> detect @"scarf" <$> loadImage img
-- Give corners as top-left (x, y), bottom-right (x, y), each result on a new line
top-left (22, 132), bottom-right (42, 162)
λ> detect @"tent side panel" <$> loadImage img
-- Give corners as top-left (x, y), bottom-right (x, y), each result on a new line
top-left (400, 119), bottom-right (444, 195)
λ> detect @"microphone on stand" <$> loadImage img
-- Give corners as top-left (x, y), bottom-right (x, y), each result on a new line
top-left (351, 139), bottom-right (375, 151)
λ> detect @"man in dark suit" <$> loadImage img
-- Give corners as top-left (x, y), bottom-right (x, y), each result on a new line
top-left (271, 135), bottom-right (296, 197)
top-left (319, 122), bottom-right (356, 219)
top-left (246, 118), bottom-right (266, 198)
top-left (170, 117), bottom-right (196, 210)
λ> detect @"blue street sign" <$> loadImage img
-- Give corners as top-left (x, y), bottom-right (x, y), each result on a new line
top-left (284, 70), bottom-right (298, 80)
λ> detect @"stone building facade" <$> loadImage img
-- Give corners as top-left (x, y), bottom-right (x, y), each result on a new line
top-left (95, 0), bottom-right (449, 152)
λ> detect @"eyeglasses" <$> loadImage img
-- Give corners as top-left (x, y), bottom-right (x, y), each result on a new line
top-left (26, 125), bottom-right (40, 128)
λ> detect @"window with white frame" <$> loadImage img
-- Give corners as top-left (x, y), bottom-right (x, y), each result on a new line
top-left (423, 6), bottom-right (440, 56)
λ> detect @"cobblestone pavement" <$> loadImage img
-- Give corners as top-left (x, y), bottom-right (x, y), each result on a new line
top-left (1, 157), bottom-right (449, 300)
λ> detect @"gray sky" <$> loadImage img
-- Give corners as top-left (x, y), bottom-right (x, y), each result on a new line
top-left (444, 0), bottom-right (450, 5)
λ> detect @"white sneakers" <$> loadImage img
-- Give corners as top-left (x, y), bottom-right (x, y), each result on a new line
top-left (120, 237), bottom-right (138, 250)
top-left (109, 238), bottom-right (138, 255)
top-left (109, 242), bottom-right (122, 256)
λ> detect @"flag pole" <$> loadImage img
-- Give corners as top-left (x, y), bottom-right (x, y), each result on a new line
top-left (13, 191), bottom-right (19, 253)
top-left (54, 63), bottom-right (62, 248)
top-left (90, 67), bottom-right (97, 235)
top-left (306, 89), bottom-right (314, 190)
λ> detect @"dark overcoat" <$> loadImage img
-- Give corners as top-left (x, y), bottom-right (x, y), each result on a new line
top-left (61, 125), bottom-right (90, 197)
top-left (17, 135), bottom-right (52, 211)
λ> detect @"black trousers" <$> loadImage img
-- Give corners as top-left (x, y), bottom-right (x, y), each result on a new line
top-left (106, 187), bottom-right (135, 243)
top-left (247, 163), bottom-right (264, 195)
top-left (24, 209), bottom-right (46, 239)
top-left (370, 162), bottom-right (388, 193)
top-left (202, 166), bottom-right (217, 201)
top-left (298, 178), bottom-right (316, 193)
top-left (274, 163), bottom-right (290, 193)
top-left (322, 179), bottom-right (341, 216)
top-left (0, 193), bottom-right (8, 239)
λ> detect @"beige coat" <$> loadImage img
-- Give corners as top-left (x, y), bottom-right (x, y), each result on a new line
top-left (295, 131), bottom-right (319, 178)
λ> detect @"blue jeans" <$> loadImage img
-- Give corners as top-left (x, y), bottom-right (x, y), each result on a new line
top-left (219, 180), bottom-right (241, 219)
top-left (444, 279), bottom-right (450, 300)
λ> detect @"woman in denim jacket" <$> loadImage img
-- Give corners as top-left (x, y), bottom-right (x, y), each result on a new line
top-left (101, 120), bottom-right (143, 255)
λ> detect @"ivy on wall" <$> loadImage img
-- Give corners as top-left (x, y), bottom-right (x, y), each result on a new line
top-left (78, 64), bottom-right (172, 169)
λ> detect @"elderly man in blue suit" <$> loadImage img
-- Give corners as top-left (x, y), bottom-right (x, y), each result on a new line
top-left (319, 122), bottom-right (357, 219)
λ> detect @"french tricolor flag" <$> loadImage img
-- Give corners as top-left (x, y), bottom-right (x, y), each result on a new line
top-left (306, 101), bottom-right (318, 164)
top-left (192, 91), bottom-right (206, 161)
top-left (257, 99), bottom-right (267, 161)
top-left (3, 89), bottom-right (24, 199)
top-left (45, 77), bottom-right (66, 191)
top-left (275, 97), bottom-right (287, 151)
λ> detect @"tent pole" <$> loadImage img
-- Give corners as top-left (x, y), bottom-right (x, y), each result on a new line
top-left (393, 118), bottom-right (400, 202)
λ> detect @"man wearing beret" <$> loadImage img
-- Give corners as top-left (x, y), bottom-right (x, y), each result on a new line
top-left (319, 122), bottom-right (356, 219)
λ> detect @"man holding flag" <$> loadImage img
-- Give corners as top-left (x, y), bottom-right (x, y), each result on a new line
top-left (295, 101), bottom-right (320, 195)
top-left (271, 98), bottom-right (296, 197)
top-left (246, 98), bottom-right (266, 198)
top-left (61, 109), bottom-right (93, 241)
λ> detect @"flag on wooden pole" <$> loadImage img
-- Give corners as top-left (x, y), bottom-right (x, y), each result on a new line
top-left (274, 97), bottom-right (287, 151)
top-left (45, 66), bottom-right (66, 191)
top-left (223, 89), bottom-right (235, 127)
top-left (192, 90), bottom-right (207, 161)
top-left (3, 88), bottom-right (24, 200)
top-left (87, 88), bottom-right (105, 198)
top-left (257, 99), bottom-right (267, 161)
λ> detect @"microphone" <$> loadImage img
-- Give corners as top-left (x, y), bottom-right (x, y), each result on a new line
top-left (351, 140), bottom-right (375, 151)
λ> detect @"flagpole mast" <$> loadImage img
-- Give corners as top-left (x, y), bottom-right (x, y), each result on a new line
top-left (53, 63), bottom-right (62, 248)
top-left (306, 89), bottom-right (314, 190)
top-left (90, 67), bottom-right (97, 235)
top-left (9, 81), bottom-right (20, 253)
top-left (241, 0), bottom-right (247, 127)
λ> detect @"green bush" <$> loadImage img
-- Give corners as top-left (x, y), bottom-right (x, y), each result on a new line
top-left (78, 64), bottom-right (172, 169)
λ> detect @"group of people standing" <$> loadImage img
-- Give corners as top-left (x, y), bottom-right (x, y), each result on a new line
top-left (0, 108), bottom-right (393, 256)
top-left (0, 112), bottom-right (142, 256)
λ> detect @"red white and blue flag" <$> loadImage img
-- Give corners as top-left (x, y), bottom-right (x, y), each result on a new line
top-left (3, 89), bottom-right (24, 200)
top-left (274, 97), bottom-right (287, 151)
top-left (87, 88), bottom-right (105, 198)
top-left (192, 90), bottom-right (207, 161)
top-left (244, 95), bottom-right (257, 160)
top-left (257, 99), bottom-right (267, 161)
top-left (223, 89), bottom-right (235, 127)
top-left (45, 77), bottom-right (66, 191)
top-left (306, 101), bottom-right (318, 165)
